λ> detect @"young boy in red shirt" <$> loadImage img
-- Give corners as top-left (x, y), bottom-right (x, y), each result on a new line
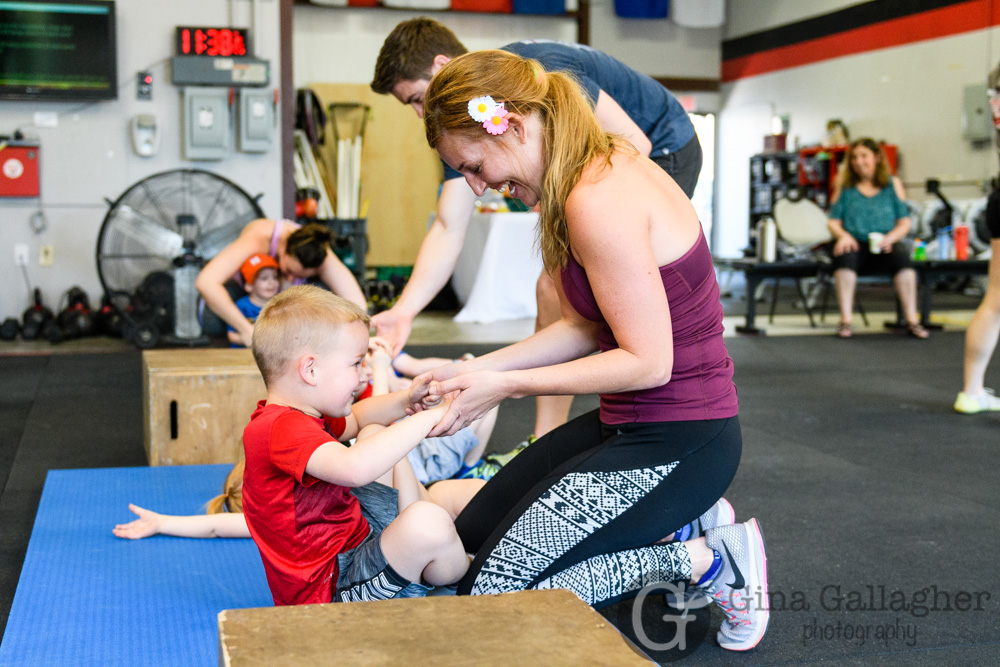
top-left (242, 285), bottom-right (469, 606)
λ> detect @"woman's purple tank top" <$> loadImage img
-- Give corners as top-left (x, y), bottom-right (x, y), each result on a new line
top-left (560, 230), bottom-right (738, 424)
top-left (269, 219), bottom-right (307, 286)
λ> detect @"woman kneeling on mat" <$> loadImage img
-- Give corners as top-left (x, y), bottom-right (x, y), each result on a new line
top-left (416, 50), bottom-right (769, 651)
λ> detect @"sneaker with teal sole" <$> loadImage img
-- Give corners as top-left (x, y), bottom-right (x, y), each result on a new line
top-left (702, 518), bottom-right (770, 651)
top-left (455, 458), bottom-right (501, 481)
top-left (456, 438), bottom-right (533, 481)
top-left (665, 497), bottom-right (736, 610)
top-left (954, 389), bottom-right (1000, 414)
top-left (483, 437), bottom-right (532, 467)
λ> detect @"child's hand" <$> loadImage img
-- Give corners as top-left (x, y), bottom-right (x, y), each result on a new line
top-left (368, 336), bottom-right (393, 357)
top-left (421, 388), bottom-right (444, 408)
top-left (419, 398), bottom-right (451, 417)
top-left (112, 504), bottom-right (164, 540)
top-left (406, 374), bottom-right (437, 413)
top-left (370, 347), bottom-right (392, 371)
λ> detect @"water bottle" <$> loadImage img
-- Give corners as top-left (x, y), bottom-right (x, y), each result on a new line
top-left (936, 228), bottom-right (951, 260)
top-left (756, 217), bottom-right (778, 263)
top-left (173, 262), bottom-right (200, 339)
top-left (954, 224), bottom-right (970, 261)
top-left (913, 238), bottom-right (926, 261)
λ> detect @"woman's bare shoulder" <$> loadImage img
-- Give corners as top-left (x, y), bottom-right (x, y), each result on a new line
top-left (566, 154), bottom-right (651, 239)
top-left (243, 217), bottom-right (274, 235)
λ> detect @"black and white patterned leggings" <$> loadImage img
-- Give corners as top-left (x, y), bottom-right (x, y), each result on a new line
top-left (454, 411), bottom-right (741, 609)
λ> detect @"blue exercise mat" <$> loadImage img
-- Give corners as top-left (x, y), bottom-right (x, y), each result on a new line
top-left (1, 465), bottom-right (272, 667)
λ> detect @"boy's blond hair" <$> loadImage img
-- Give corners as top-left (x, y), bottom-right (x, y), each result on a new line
top-left (252, 285), bottom-right (370, 386)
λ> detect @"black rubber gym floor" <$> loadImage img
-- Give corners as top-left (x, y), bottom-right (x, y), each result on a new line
top-left (1, 332), bottom-right (997, 664)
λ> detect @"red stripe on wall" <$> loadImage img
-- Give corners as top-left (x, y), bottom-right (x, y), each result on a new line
top-left (722, 0), bottom-right (1000, 82)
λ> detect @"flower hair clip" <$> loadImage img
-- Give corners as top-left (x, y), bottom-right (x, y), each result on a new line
top-left (468, 95), bottom-right (510, 135)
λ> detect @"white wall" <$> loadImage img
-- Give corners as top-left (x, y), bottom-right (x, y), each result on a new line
top-left (715, 4), bottom-right (1000, 257)
top-left (724, 0), bottom-right (864, 39)
top-left (589, 0), bottom-right (720, 78)
top-left (0, 0), bottom-right (283, 321)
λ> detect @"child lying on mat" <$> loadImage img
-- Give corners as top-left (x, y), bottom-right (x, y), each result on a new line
top-left (114, 462), bottom-right (251, 539)
top-left (122, 286), bottom-right (474, 606)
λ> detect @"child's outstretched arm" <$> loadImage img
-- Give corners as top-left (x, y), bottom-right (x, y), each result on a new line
top-left (392, 352), bottom-right (473, 378)
top-left (305, 402), bottom-right (450, 488)
top-left (113, 504), bottom-right (250, 539)
top-left (369, 345), bottom-right (393, 397)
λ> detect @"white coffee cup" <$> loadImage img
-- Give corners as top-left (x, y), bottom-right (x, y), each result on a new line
top-left (868, 232), bottom-right (885, 254)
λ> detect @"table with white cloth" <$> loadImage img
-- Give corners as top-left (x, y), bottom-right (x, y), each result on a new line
top-left (451, 211), bottom-right (543, 323)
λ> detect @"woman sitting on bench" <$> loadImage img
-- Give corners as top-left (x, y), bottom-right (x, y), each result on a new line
top-left (827, 138), bottom-right (928, 339)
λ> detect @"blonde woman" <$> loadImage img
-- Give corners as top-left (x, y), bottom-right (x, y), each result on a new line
top-left (416, 50), bottom-right (768, 652)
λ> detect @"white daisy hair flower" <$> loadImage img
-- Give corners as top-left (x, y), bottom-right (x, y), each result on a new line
top-left (468, 96), bottom-right (497, 123)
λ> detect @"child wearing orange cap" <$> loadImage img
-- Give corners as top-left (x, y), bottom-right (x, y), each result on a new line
top-left (227, 253), bottom-right (281, 347)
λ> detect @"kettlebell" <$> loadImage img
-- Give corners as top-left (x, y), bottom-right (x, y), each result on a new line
top-left (57, 286), bottom-right (95, 339)
top-left (96, 291), bottom-right (130, 337)
top-left (21, 289), bottom-right (54, 341)
top-left (43, 319), bottom-right (64, 344)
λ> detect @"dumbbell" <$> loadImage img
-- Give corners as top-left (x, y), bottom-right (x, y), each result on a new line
top-left (0, 318), bottom-right (20, 341)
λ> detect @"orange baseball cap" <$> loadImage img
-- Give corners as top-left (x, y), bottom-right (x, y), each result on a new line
top-left (240, 253), bottom-right (279, 283)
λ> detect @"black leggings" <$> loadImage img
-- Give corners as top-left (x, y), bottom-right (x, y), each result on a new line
top-left (454, 410), bottom-right (741, 606)
top-left (830, 241), bottom-right (911, 275)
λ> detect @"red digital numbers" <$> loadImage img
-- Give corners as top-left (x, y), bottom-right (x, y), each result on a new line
top-left (178, 28), bottom-right (248, 57)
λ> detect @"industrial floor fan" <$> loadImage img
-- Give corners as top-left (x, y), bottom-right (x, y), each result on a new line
top-left (96, 169), bottom-right (263, 346)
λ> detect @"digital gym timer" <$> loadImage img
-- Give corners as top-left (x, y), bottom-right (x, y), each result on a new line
top-left (175, 27), bottom-right (250, 58)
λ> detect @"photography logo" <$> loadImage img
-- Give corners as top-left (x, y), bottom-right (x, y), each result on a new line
top-left (627, 581), bottom-right (710, 660)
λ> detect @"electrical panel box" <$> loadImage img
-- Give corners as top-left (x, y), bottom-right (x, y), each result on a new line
top-left (182, 88), bottom-right (229, 160)
top-left (962, 84), bottom-right (992, 142)
top-left (172, 56), bottom-right (270, 87)
top-left (238, 89), bottom-right (273, 153)
top-left (0, 141), bottom-right (40, 197)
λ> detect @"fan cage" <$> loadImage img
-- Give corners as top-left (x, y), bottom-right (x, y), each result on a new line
top-left (96, 169), bottom-right (264, 295)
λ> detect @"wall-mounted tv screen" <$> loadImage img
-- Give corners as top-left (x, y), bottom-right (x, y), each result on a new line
top-left (0, 0), bottom-right (117, 101)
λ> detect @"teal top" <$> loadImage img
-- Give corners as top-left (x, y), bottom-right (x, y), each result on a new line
top-left (828, 186), bottom-right (909, 241)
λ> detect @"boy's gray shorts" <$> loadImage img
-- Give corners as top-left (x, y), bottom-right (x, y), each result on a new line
top-left (334, 482), bottom-right (432, 602)
top-left (406, 428), bottom-right (479, 485)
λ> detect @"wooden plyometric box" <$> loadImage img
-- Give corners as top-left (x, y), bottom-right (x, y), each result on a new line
top-left (218, 589), bottom-right (651, 666)
top-left (142, 349), bottom-right (265, 466)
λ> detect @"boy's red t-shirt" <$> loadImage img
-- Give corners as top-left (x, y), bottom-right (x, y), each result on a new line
top-left (242, 401), bottom-right (369, 606)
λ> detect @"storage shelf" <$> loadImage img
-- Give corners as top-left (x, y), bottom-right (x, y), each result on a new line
top-left (292, 0), bottom-right (589, 44)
